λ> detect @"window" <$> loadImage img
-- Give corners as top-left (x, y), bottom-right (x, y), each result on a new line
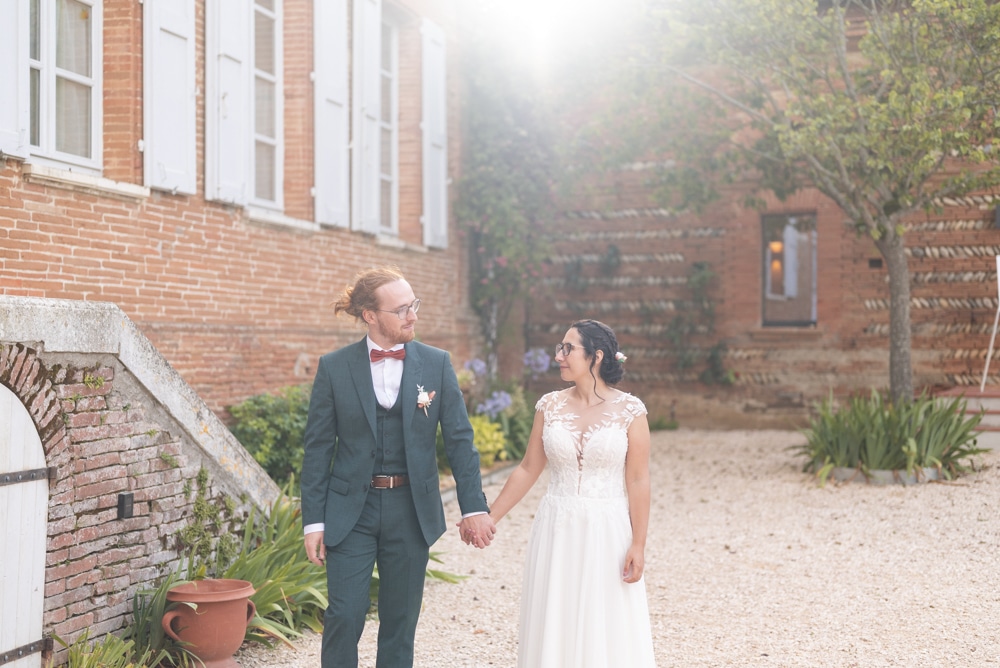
top-left (762, 214), bottom-right (817, 326)
top-left (0, 0), bottom-right (102, 168)
top-left (205, 0), bottom-right (283, 208)
top-left (378, 19), bottom-right (399, 233)
top-left (253, 0), bottom-right (281, 204)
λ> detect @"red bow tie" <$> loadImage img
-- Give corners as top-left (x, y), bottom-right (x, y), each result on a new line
top-left (370, 348), bottom-right (406, 362)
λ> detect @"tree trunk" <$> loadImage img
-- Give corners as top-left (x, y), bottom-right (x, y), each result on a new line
top-left (875, 231), bottom-right (914, 404)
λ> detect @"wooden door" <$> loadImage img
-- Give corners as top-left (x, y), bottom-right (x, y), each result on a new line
top-left (0, 385), bottom-right (47, 668)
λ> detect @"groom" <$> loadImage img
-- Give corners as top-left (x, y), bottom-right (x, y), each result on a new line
top-left (301, 266), bottom-right (496, 668)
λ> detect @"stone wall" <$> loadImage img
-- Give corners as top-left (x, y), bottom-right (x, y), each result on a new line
top-left (0, 296), bottom-right (280, 666)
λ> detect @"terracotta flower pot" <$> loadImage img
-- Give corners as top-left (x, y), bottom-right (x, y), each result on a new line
top-left (161, 579), bottom-right (256, 668)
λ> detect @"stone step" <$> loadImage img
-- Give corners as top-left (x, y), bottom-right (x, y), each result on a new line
top-left (933, 387), bottom-right (1000, 449)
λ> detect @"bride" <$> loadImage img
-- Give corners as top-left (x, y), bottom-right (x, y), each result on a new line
top-left (487, 319), bottom-right (656, 667)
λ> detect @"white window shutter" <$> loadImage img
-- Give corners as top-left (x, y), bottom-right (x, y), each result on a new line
top-left (314, 0), bottom-right (349, 227)
top-left (352, 0), bottom-right (382, 234)
top-left (421, 19), bottom-right (448, 249)
top-left (206, 0), bottom-right (251, 205)
top-left (0, 0), bottom-right (29, 158)
top-left (144, 0), bottom-right (197, 194)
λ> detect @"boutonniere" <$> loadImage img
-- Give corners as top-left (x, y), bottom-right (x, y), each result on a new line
top-left (417, 385), bottom-right (436, 416)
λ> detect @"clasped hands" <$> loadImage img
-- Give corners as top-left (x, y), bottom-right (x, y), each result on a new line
top-left (456, 513), bottom-right (497, 549)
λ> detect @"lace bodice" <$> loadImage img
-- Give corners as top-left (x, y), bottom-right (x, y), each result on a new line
top-left (536, 390), bottom-right (647, 499)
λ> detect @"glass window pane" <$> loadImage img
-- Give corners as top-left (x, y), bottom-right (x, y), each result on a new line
top-left (55, 76), bottom-right (91, 157)
top-left (255, 12), bottom-right (275, 76)
top-left (256, 0), bottom-right (274, 11)
top-left (255, 141), bottom-right (275, 201)
top-left (381, 73), bottom-right (392, 122)
top-left (380, 180), bottom-right (392, 230)
top-left (381, 127), bottom-right (391, 175)
top-left (255, 78), bottom-right (275, 139)
top-left (30, 0), bottom-right (40, 60)
top-left (381, 23), bottom-right (391, 65)
top-left (762, 214), bottom-right (816, 326)
top-left (56, 0), bottom-right (91, 76)
top-left (30, 68), bottom-right (40, 146)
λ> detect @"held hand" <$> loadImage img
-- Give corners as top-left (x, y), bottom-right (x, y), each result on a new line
top-left (457, 514), bottom-right (497, 549)
top-left (305, 531), bottom-right (326, 566)
top-left (622, 544), bottom-right (645, 583)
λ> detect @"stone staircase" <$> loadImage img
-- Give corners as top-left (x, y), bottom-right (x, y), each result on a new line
top-left (935, 386), bottom-right (1000, 450)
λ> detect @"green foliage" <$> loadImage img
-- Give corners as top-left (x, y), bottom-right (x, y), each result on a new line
top-left (222, 482), bottom-right (328, 645)
top-left (455, 41), bottom-right (556, 376)
top-left (229, 384), bottom-right (310, 490)
top-left (83, 372), bottom-right (105, 389)
top-left (602, 0), bottom-right (1000, 402)
top-left (468, 415), bottom-right (507, 468)
top-left (493, 383), bottom-right (535, 461)
top-left (795, 391), bottom-right (987, 484)
top-left (649, 416), bottom-right (679, 431)
top-left (159, 451), bottom-right (179, 468)
top-left (176, 467), bottom-right (244, 577)
top-left (55, 630), bottom-right (172, 668)
top-left (126, 566), bottom-right (197, 667)
top-left (663, 262), bottom-right (732, 385)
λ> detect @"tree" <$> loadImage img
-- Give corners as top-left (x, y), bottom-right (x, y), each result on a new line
top-left (611, 0), bottom-right (1000, 402)
top-left (455, 43), bottom-right (555, 379)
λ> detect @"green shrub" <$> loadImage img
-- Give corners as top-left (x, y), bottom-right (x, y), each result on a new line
top-left (469, 414), bottom-right (507, 467)
top-left (229, 385), bottom-right (310, 490)
top-left (648, 416), bottom-right (679, 431)
top-left (795, 390), bottom-right (987, 484)
top-left (126, 565), bottom-right (198, 667)
top-left (56, 630), bottom-right (172, 668)
top-left (496, 384), bottom-right (535, 460)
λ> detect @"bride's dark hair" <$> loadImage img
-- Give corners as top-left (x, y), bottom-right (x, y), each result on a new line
top-left (571, 319), bottom-right (624, 387)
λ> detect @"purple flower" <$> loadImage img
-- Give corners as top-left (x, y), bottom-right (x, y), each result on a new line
top-left (464, 358), bottom-right (488, 377)
top-left (523, 347), bottom-right (551, 377)
top-left (476, 390), bottom-right (512, 419)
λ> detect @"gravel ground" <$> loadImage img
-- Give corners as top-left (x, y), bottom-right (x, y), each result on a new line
top-left (236, 429), bottom-right (1000, 667)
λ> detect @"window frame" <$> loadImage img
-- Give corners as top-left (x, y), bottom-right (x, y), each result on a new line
top-left (27, 0), bottom-right (103, 173)
top-left (761, 212), bottom-right (818, 328)
top-left (250, 0), bottom-right (284, 209)
top-left (377, 17), bottom-right (399, 235)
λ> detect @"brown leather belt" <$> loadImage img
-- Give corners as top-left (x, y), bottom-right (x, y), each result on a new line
top-left (371, 474), bottom-right (409, 489)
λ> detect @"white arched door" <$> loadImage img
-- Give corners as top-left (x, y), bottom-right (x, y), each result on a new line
top-left (0, 385), bottom-right (47, 668)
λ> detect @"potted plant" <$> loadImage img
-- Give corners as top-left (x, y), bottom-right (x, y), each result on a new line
top-left (161, 579), bottom-right (256, 668)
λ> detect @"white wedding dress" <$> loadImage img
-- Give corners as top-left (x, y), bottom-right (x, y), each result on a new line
top-left (517, 390), bottom-right (656, 667)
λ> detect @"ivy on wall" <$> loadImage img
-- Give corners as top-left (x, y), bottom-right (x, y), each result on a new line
top-left (455, 44), bottom-right (556, 379)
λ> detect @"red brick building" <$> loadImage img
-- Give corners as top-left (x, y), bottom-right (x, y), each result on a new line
top-left (529, 160), bottom-right (1000, 428)
top-left (0, 0), bottom-right (481, 419)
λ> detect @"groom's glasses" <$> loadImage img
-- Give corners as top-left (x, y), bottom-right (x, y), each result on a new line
top-left (377, 299), bottom-right (421, 320)
top-left (554, 342), bottom-right (576, 357)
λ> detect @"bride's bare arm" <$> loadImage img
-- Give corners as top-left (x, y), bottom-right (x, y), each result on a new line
top-left (488, 410), bottom-right (547, 523)
top-left (623, 414), bottom-right (651, 583)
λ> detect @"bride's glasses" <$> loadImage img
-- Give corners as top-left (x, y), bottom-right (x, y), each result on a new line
top-left (554, 342), bottom-right (576, 357)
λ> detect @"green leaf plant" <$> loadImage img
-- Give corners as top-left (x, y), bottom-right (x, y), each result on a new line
top-left (795, 390), bottom-right (987, 485)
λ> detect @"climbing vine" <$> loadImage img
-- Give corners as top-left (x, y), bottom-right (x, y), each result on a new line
top-left (455, 42), bottom-right (556, 379)
top-left (663, 262), bottom-right (733, 385)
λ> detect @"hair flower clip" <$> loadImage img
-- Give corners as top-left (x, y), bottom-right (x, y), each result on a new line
top-left (615, 352), bottom-right (628, 364)
top-left (417, 385), bottom-right (436, 416)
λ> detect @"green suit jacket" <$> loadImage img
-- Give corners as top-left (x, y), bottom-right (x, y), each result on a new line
top-left (300, 338), bottom-right (488, 547)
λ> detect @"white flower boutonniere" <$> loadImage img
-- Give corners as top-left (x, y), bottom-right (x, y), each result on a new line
top-left (417, 385), bottom-right (436, 416)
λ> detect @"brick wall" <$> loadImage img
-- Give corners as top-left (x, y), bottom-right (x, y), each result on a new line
top-left (527, 163), bottom-right (1000, 427)
top-left (0, 0), bottom-right (481, 419)
top-left (1, 342), bottom-right (259, 666)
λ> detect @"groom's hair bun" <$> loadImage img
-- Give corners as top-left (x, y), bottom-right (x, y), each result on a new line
top-left (333, 266), bottom-right (406, 321)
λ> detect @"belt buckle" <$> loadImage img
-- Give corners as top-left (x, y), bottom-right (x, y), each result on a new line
top-left (372, 475), bottom-right (392, 489)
